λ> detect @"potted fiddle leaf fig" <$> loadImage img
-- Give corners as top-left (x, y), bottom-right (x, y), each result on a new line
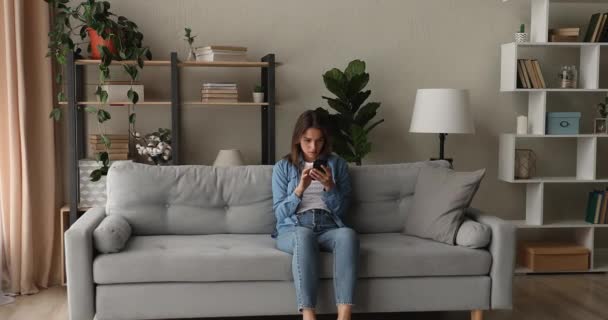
top-left (45, 0), bottom-right (152, 181)
top-left (315, 59), bottom-right (384, 165)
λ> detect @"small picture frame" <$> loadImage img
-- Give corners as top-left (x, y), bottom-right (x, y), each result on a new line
top-left (594, 118), bottom-right (608, 134)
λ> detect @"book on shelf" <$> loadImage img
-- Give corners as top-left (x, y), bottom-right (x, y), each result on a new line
top-left (583, 12), bottom-right (608, 42)
top-left (517, 59), bottom-right (546, 89)
top-left (550, 28), bottom-right (580, 36)
top-left (201, 88), bottom-right (238, 94)
top-left (196, 46), bottom-right (247, 62)
top-left (202, 83), bottom-right (237, 88)
top-left (201, 93), bottom-right (238, 99)
top-left (90, 142), bottom-right (129, 149)
top-left (550, 35), bottom-right (579, 42)
top-left (201, 99), bottom-right (239, 103)
top-left (585, 189), bottom-right (608, 224)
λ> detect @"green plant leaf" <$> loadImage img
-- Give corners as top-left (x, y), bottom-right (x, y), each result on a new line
top-left (100, 134), bottom-right (111, 148)
top-left (322, 68), bottom-right (347, 100)
top-left (322, 96), bottom-right (350, 115)
top-left (49, 108), bottom-right (62, 121)
top-left (129, 113), bottom-right (136, 124)
top-left (354, 102), bottom-right (381, 126)
top-left (346, 73), bottom-right (369, 99)
top-left (364, 119), bottom-right (384, 135)
top-left (127, 89), bottom-right (139, 104)
top-left (84, 106), bottom-right (98, 113)
top-left (351, 124), bottom-right (371, 164)
top-left (79, 25), bottom-right (88, 40)
top-left (57, 91), bottom-right (66, 102)
top-left (99, 90), bottom-right (108, 103)
top-left (344, 60), bottom-right (365, 80)
top-left (351, 90), bottom-right (371, 113)
top-left (97, 109), bottom-right (111, 123)
top-left (137, 57), bottom-right (144, 69)
top-left (90, 169), bottom-right (102, 182)
top-left (55, 72), bottom-right (63, 84)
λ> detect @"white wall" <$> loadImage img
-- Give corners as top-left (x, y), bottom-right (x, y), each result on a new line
top-left (60, 0), bottom-right (608, 221)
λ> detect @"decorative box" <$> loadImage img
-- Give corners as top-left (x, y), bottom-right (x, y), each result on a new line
top-left (79, 160), bottom-right (131, 207)
top-left (100, 82), bottom-right (144, 104)
top-left (519, 242), bottom-right (589, 272)
top-left (546, 112), bottom-right (581, 135)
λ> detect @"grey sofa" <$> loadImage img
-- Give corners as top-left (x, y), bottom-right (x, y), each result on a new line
top-left (65, 160), bottom-right (515, 320)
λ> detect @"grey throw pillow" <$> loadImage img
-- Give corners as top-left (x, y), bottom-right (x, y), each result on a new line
top-left (403, 166), bottom-right (486, 245)
top-left (455, 219), bottom-right (491, 248)
top-left (93, 215), bottom-right (132, 253)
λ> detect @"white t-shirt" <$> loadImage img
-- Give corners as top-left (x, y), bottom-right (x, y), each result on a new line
top-left (296, 161), bottom-right (330, 213)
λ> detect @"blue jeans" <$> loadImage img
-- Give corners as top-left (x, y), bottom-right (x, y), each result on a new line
top-left (276, 209), bottom-right (359, 312)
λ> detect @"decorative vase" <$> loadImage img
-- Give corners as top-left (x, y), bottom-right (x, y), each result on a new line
top-left (87, 27), bottom-right (118, 59)
top-left (252, 92), bottom-right (264, 103)
top-left (186, 45), bottom-right (197, 61)
top-left (594, 118), bottom-right (608, 134)
top-left (515, 149), bottom-right (537, 179)
top-left (514, 32), bottom-right (529, 43)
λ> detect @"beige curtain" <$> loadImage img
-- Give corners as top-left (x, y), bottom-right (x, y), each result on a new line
top-left (0, 0), bottom-right (61, 294)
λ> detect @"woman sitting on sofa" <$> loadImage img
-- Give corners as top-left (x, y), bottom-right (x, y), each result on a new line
top-left (271, 109), bottom-right (360, 320)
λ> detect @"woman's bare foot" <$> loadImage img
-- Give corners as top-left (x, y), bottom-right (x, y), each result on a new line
top-left (302, 308), bottom-right (316, 320)
top-left (337, 304), bottom-right (352, 320)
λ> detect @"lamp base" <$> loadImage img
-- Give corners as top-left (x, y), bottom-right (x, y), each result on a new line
top-left (430, 157), bottom-right (454, 168)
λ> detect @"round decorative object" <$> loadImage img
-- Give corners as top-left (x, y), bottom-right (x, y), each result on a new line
top-left (515, 149), bottom-right (537, 179)
top-left (514, 32), bottom-right (529, 43)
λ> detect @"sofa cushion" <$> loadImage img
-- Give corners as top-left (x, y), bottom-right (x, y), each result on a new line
top-left (456, 218), bottom-right (492, 249)
top-left (93, 233), bottom-right (491, 284)
top-left (93, 215), bottom-right (132, 253)
top-left (403, 166), bottom-right (486, 245)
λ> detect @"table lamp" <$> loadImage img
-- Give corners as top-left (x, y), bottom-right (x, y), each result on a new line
top-left (213, 149), bottom-right (245, 167)
top-left (409, 89), bottom-right (475, 165)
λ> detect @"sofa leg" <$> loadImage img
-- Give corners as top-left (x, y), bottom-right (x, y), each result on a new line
top-left (471, 310), bottom-right (483, 320)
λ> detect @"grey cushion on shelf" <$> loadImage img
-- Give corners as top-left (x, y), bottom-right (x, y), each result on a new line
top-left (455, 219), bottom-right (492, 249)
top-left (93, 215), bottom-right (132, 253)
top-left (403, 166), bottom-right (486, 245)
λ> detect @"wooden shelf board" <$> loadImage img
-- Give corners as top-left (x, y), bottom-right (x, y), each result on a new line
top-left (179, 61), bottom-right (269, 68)
top-left (58, 101), bottom-right (269, 106)
top-left (76, 59), bottom-right (171, 66)
top-left (75, 60), bottom-right (270, 68)
top-left (60, 205), bottom-right (91, 212)
top-left (509, 42), bottom-right (608, 48)
top-left (509, 219), bottom-right (608, 228)
top-left (515, 266), bottom-right (601, 274)
top-left (503, 89), bottom-right (608, 92)
top-left (506, 133), bottom-right (608, 138)
top-left (500, 177), bottom-right (608, 184)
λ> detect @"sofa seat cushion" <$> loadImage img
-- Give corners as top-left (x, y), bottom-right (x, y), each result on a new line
top-left (93, 233), bottom-right (491, 284)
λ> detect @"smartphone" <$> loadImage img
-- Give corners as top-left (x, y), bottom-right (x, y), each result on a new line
top-left (312, 159), bottom-right (328, 177)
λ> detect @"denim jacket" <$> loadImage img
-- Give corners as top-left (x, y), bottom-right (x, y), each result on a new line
top-left (271, 153), bottom-right (352, 238)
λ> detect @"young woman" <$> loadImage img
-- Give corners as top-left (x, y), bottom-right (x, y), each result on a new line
top-left (271, 110), bottom-right (359, 320)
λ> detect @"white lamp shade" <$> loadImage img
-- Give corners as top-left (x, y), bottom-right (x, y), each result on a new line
top-left (213, 149), bottom-right (245, 167)
top-left (409, 89), bottom-right (475, 134)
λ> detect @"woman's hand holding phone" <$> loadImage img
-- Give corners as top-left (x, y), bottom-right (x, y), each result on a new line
top-left (294, 168), bottom-right (313, 198)
top-left (310, 165), bottom-right (334, 191)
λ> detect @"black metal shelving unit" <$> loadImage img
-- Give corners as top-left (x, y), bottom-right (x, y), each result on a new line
top-left (65, 51), bottom-right (276, 225)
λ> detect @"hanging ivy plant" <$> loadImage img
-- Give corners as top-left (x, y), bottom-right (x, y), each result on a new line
top-left (45, 0), bottom-right (152, 181)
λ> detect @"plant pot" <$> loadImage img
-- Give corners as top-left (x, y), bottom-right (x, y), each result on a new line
top-left (514, 32), bottom-right (529, 43)
top-left (87, 27), bottom-right (118, 59)
top-left (252, 92), bottom-right (264, 103)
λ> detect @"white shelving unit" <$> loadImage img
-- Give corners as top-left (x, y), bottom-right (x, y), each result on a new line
top-left (499, 0), bottom-right (608, 274)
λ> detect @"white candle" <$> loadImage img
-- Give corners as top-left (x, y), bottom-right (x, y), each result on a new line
top-left (517, 115), bottom-right (528, 134)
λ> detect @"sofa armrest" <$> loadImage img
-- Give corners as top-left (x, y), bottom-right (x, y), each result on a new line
top-left (465, 208), bottom-right (516, 310)
top-left (65, 207), bottom-right (106, 320)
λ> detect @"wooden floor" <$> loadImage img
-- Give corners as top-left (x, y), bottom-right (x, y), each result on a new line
top-left (0, 274), bottom-right (607, 320)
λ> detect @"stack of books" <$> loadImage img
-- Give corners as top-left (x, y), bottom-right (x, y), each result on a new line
top-left (517, 59), bottom-right (546, 89)
top-left (89, 134), bottom-right (129, 160)
top-left (585, 189), bottom-right (608, 224)
top-left (583, 12), bottom-right (608, 42)
top-left (201, 83), bottom-right (238, 103)
top-left (549, 28), bottom-right (580, 42)
top-left (195, 46), bottom-right (247, 62)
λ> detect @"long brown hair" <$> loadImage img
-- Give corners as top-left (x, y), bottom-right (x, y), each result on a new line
top-left (284, 110), bottom-right (332, 165)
